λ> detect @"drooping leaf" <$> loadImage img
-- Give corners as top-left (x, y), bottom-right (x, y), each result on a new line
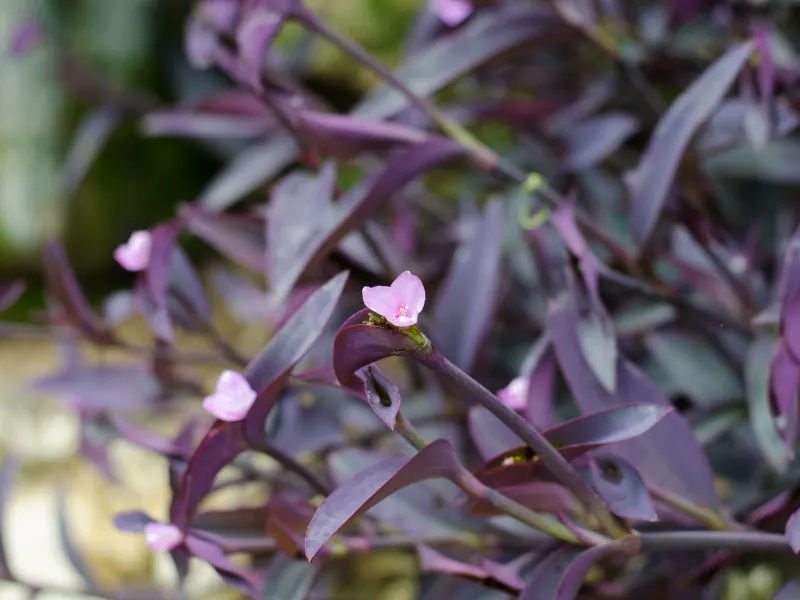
top-left (432, 199), bottom-right (504, 372)
top-left (262, 554), bottom-right (316, 600)
top-left (353, 7), bottom-right (554, 120)
top-left (184, 534), bottom-right (263, 595)
top-left (548, 291), bottom-right (719, 506)
top-left (589, 455), bottom-right (658, 522)
top-left (519, 543), bottom-right (616, 600)
top-left (786, 508), bottom-right (800, 553)
top-left (42, 241), bottom-right (113, 343)
top-left (305, 439), bottom-right (461, 560)
top-left (182, 205), bottom-right (267, 272)
top-left (745, 337), bottom-right (790, 473)
top-left (0, 281), bottom-right (25, 312)
top-left (576, 307), bottom-right (617, 394)
top-left (627, 41), bottom-right (754, 249)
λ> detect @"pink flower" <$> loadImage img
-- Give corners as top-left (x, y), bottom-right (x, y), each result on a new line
top-left (362, 271), bottom-right (426, 328)
top-left (431, 0), bottom-right (473, 26)
top-left (497, 376), bottom-right (528, 411)
top-left (144, 522), bottom-right (183, 552)
top-left (203, 370), bottom-right (257, 422)
top-left (113, 230), bottom-right (152, 272)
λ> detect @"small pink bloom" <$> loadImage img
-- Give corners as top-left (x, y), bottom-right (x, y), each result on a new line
top-left (113, 230), bottom-right (152, 272)
top-left (362, 271), bottom-right (426, 328)
top-left (203, 370), bottom-right (257, 422)
top-left (431, 0), bottom-right (473, 26)
top-left (144, 522), bottom-right (183, 552)
top-left (497, 376), bottom-right (528, 411)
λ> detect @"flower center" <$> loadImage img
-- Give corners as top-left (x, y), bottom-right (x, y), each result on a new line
top-left (393, 305), bottom-right (409, 319)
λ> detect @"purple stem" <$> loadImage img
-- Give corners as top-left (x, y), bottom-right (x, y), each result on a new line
top-left (640, 531), bottom-right (791, 554)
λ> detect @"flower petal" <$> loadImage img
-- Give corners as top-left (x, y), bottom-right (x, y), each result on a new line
top-left (390, 271), bottom-right (425, 316)
top-left (203, 391), bottom-right (255, 421)
top-left (215, 370), bottom-right (254, 396)
top-left (497, 376), bottom-right (528, 411)
top-left (144, 522), bottom-right (183, 552)
top-left (431, 0), bottom-right (472, 26)
top-left (113, 230), bottom-right (152, 272)
top-left (362, 285), bottom-right (400, 320)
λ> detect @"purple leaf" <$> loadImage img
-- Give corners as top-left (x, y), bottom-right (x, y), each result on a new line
top-left (304, 439), bottom-right (461, 560)
top-left (769, 339), bottom-right (799, 451)
top-left (467, 482), bottom-right (580, 518)
top-left (113, 511), bottom-right (155, 533)
top-left (589, 455), bottom-right (658, 522)
top-left (432, 199), bottom-right (504, 372)
top-left (356, 365), bottom-right (402, 430)
top-left (522, 339), bottom-right (559, 429)
top-left (42, 242), bottom-right (114, 343)
top-left (561, 112), bottom-right (638, 171)
top-left (576, 306), bottom-right (617, 394)
top-left (548, 291), bottom-right (719, 506)
top-left (468, 405), bottom-right (520, 461)
top-left (0, 281), bottom-right (25, 312)
top-left (262, 554), bottom-right (316, 600)
top-left (773, 580), bottom-right (800, 600)
top-left (184, 534), bottom-right (263, 595)
top-left (627, 41), bottom-right (754, 250)
top-left (235, 6), bottom-right (285, 87)
top-left (0, 456), bottom-right (19, 578)
top-left (353, 7), bottom-right (553, 120)
top-left (519, 543), bottom-right (615, 600)
top-left (80, 419), bottom-right (118, 482)
top-left (143, 223), bottom-right (182, 342)
top-left (475, 404), bottom-right (674, 488)
top-left (333, 312), bottom-right (425, 391)
top-left (9, 17), bottom-right (42, 55)
top-left (182, 205), bottom-right (267, 272)
top-left (33, 365), bottom-right (161, 411)
top-left (171, 422), bottom-right (248, 528)
top-left (62, 105), bottom-right (122, 195)
top-left (266, 164), bottom-right (335, 288)
top-left (417, 545), bottom-right (524, 593)
top-left (786, 508), bottom-right (800, 553)
top-left (241, 270), bottom-right (348, 441)
top-left (198, 135), bottom-right (299, 212)
top-left (269, 137), bottom-right (464, 304)
top-left (295, 111), bottom-right (428, 160)
top-left (170, 247), bottom-right (212, 325)
top-left (780, 225), bottom-right (800, 363)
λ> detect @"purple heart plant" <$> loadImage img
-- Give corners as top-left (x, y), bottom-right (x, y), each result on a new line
top-left (5, 1), bottom-right (800, 599)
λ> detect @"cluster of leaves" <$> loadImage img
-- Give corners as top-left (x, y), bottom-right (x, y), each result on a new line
top-left (8, 0), bottom-right (800, 599)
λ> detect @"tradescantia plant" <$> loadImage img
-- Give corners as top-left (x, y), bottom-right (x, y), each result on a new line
top-left (8, 0), bottom-right (800, 598)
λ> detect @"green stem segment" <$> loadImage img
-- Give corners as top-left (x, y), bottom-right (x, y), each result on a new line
top-left (415, 349), bottom-right (626, 538)
top-left (395, 413), bottom-right (586, 545)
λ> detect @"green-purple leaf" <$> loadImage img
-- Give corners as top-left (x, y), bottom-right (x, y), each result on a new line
top-left (627, 41), bottom-right (754, 250)
top-left (304, 439), bottom-right (461, 560)
top-left (432, 199), bottom-right (504, 372)
top-left (519, 544), bottom-right (615, 600)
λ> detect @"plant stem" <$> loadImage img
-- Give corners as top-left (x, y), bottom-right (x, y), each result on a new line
top-left (639, 531), bottom-right (791, 554)
top-left (395, 413), bottom-right (587, 545)
top-left (249, 438), bottom-right (331, 496)
top-left (416, 349), bottom-right (626, 538)
top-left (648, 486), bottom-right (742, 532)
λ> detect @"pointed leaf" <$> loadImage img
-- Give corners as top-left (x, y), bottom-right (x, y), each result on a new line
top-left (42, 242), bottom-right (113, 343)
top-left (561, 112), bottom-right (638, 171)
top-left (143, 223), bottom-right (182, 342)
top-left (627, 41), bottom-right (754, 249)
top-left (577, 308), bottom-right (617, 394)
top-left (353, 7), bottom-right (553, 120)
top-left (467, 482), bottom-right (580, 518)
top-left (62, 105), bottom-right (122, 195)
top-left (773, 580), bottom-right (800, 600)
top-left (468, 405), bottom-right (520, 461)
top-left (519, 544), bottom-right (615, 600)
top-left (589, 455), bottom-right (657, 522)
top-left (269, 137), bottom-right (464, 304)
top-left (769, 339), bottom-right (799, 450)
top-left (262, 554), bottom-right (316, 600)
top-left (548, 292), bottom-right (719, 506)
top-left (33, 365), bottom-right (161, 411)
top-left (356, 365), bottom-right (402, 430)
top-left (522, 339), bottom-right (559, 430)
top-left (746, 337), bottom-right (790, 473)
top-left (304, 439), bottom-right (461, 560)
top-left (432, 199), bottom-right (504, 372)
top-left (184, 534), bottom-right (262, 595)
top-left (417, 545), bottom-right (524, 593)
top-left (56, 490), bottom-right (99, 591)
top-left (113, 511), bottom-right (155, 533)
top-left (183, 206), bottom-right (267, 272)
